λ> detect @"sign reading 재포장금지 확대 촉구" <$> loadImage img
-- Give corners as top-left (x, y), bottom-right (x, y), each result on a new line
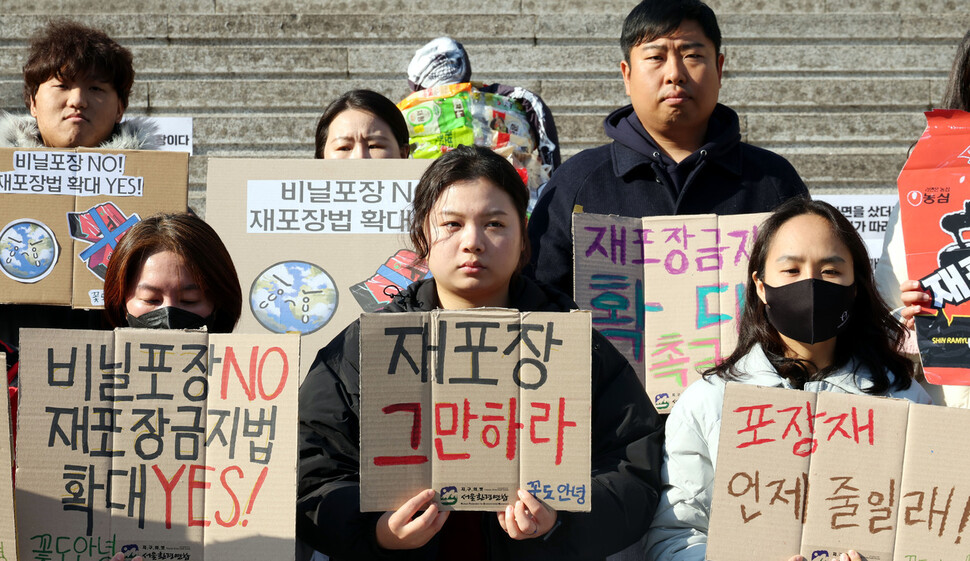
top-left (573, 212), bottom-right (767, 413)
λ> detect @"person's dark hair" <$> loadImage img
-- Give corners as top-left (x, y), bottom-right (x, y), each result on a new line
top-left (409, 144), bottom-right (530, 270)
top-left (942, 30), bottom-right (970, 111)
top-left (314, 89), bottom-right (409, 158)
top-left (704, 197), bottom-right (913, 394)
top-left (23, 20), bottom-right (135, 109)
top-left (621, 0), bottom-right (721, 63)
top-left (103, 213), bottom-right (242, 333)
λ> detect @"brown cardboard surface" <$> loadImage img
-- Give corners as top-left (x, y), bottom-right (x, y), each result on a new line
top-left (573, 212), bottom-right (767, 413)
top-left (17, 329), bottom-right (115, 557)
top-left (0, 352), bottom-right (15, 561)
top-left (359, 310), bottom-right (591, 512)
top-left (15, 328), bottom-right (298, 561)
top-left (800, 392), bottom-right (909, 561)
top-left (709, 384), bottom-right (968, 561)
top-left (893, 403), bottom-right (970, 559)
top-left (707, 385), bottom-right (811, 561)
top-left (0, 148), bottom-right (188, 308)
top-left (205, 333), bottom-right (300, 559)
top-left (359, 313), bottom-right (432, 512)
top-left (204, 158), bottom-right (431, 381)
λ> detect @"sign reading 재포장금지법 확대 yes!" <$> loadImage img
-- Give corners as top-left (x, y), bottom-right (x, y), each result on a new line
top-left (359, 310), bottom-right (592, 513)
top-left (14, 328), bottom-right (299, 561)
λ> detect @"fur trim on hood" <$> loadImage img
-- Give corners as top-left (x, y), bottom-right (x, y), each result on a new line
top-left (0, 112), bottom-right (161, 150)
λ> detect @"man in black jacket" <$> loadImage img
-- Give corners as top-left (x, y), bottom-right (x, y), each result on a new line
top-left (527, 0), bottom-right (808, 297)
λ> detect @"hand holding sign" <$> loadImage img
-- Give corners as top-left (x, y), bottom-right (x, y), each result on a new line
top-left (376, 489), bottom-right (450, 550)
top-left (496, 489), bottom-right (558, 540)
top-left (899, 279), bottom-right (933, 330)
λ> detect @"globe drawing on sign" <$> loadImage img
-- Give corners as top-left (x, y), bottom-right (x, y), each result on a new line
top-left (0, 219), bottom-right (59, 283)
top-left (250, 261), bottom-right (338, 334)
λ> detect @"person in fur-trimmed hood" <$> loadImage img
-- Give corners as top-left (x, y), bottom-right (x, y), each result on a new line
top-left (0, 112), bottom-right (159, 150)
top-left (0, 19), bottom-right (159, 151)
top-left (2, 20), bottom-right (161, 457)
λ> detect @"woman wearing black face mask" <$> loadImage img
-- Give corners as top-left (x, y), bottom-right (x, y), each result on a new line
top-left (644, 198), bottom-right (932, 561)
top-left (102, 213), bottom-right (241, 333)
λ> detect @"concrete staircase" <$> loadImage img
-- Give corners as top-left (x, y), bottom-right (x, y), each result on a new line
top-left (1, 1), bottom-right (967, 215)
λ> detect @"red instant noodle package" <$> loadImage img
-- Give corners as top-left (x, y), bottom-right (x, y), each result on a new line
top-left (898, 109), bottom-right (970, 384)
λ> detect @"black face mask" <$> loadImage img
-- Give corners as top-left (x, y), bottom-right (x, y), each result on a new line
top-left (762, 279), bottom-right (855, 344)
top-left (126, 307), bottom-right (212, 330)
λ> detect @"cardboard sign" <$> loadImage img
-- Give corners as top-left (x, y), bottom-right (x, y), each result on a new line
top-left (898, 109), bottom-right (970, 385)
top-left (0, 148), bottom-right (188, 308)
top-left (708, 384), bottom-right (970, 561)
top-left (573, 212), bottom-right (767, 413)
top-left (0, 352), bottom-right (16, 561)
top-left (205, 159), bottom-right (431, 378)
top-left (358, 310), bottom-right (591, 513)
top-left (15, 328), bottom-right (299, 561)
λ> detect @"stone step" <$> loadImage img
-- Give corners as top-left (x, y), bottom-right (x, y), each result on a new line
top-left (0, 13), bottom-right (964, 41)
top-left (183, 149), bottom-right (914, 217)
top-left (556, 112), bottom-right (928, 144)
top-left (0, 43), bottom-right (956, 81)
top-left (4, 0), bottom-right (524, 15)
top-left (0, 77), bottom-right (943, 116)
top-left (527, 0), bottom-right (970, 14)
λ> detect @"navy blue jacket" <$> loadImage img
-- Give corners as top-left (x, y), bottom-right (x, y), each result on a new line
top-left (527, 103), bottom-right (808, 297)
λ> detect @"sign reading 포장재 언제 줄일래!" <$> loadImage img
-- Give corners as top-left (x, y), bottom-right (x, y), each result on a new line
top-left (15, 328), bottom-right (299, 561)
top-left (359, 310), bottom-right (592, 513)
top-left (707, 383), bottom-right (970, 561)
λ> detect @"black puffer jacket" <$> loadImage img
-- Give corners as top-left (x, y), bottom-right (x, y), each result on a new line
top-left (297, 277), bottom-right (664, 560)
top-left (527, 103), bottom-right (808, 297)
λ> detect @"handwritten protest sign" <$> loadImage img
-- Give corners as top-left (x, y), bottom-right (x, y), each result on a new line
top-left (898, 109), bottom-right (970, 385)
top-left (359, 310), bottom-right (591, 512)
top-left (0, 352), bottom-right (15, 561)
top-left (708, 384), bottom-right (970, 561)
top-left (573, 212), bottom-right (766, 412)
top-left (206, 159), bottom-right (431, 379)
top-left (15, 328), bottom-right (299, 561)
top-left (0, 148), bottom-right (188, 308)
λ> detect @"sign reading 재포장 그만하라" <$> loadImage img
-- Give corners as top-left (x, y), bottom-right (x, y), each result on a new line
top-left (15, 328), bottom-right (299, 561)
top-left (358, 310), bottom-right (592, 513)
top-left (898, 109), bottom-right (970, 385)
top-left (205, 158), bottom-right (432, 381)
top-left (572, 212), bottom-right (767, 413)
top-left (0, 148), bottom-right (188, 308)
top-left (707, 384), bottom-right (970, 561)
